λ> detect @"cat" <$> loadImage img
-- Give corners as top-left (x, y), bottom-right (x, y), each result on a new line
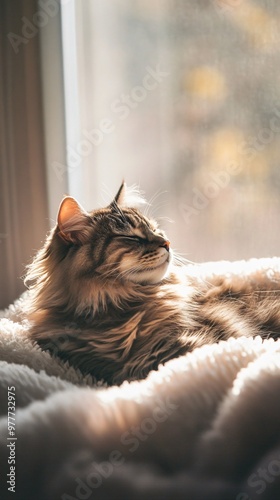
top-left (25, 182), bottom-right (280, 385)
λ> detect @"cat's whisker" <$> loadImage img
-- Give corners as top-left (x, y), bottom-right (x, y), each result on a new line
top-left (148, 201), bottom-right (170, 219)
top-left (146, 189), bottom-right (167, 208)
top-left (97, 262), bottom-right (139, 284)
top-left (144, 190), bottom-right (167, 218)
top-left (156, 216), bottom-right (174, 224)
top-left (113, 267), bottom-right (141, 281)
top-left (100, 184), bottom-right (114, 206)
top-left (172, 252), bottom-right (197, 267)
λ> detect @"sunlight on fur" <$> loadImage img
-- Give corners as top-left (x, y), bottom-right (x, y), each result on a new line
top-left (24, 182), bottom-right (280, 386)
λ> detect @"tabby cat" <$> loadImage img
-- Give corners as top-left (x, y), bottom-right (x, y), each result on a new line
top-left (26, 182), bottom-right (280, 384)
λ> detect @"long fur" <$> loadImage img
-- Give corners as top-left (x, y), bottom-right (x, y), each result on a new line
top-left (25, 184), bottom-right (280, 384)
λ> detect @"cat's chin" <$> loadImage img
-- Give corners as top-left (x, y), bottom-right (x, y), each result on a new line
top-left (127, 256), bottom-right (171, 285)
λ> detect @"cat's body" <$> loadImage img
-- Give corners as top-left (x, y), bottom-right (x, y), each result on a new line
top-left (26, 183), bottom-right (280, 384)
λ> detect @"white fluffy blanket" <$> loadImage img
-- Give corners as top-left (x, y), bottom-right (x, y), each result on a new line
top-left (1, 264), bottom-right (280, 500)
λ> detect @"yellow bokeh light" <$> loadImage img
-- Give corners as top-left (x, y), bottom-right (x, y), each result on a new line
top-left (208, 128), bottom-right (245, 168)
top-left (229, 1), bottom-right (279, 52)
top-left (185, 66), bottom-right (227, 101)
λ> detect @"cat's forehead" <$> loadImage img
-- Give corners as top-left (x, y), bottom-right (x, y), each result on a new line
top-left (90, 206), bottom-right (157, 232)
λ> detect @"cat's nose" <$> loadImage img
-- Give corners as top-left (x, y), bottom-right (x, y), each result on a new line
top-left (161, 240), bottom-right (170, 252)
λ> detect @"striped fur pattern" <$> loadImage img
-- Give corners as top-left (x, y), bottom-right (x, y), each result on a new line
top-left (25, 183), bottom-right (280, 384)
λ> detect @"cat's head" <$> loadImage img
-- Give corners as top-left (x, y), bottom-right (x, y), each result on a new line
top-left (51, 182), bottom-right (171, 287)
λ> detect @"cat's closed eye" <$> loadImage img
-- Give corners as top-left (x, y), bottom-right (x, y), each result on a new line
top-left (115, 235), bottom-right (144, 243)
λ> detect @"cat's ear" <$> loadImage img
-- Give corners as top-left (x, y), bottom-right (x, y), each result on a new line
top-left (113, 181), bottom-right (127, 206)
top-left (111, 182), bottom-right (146, 208)
top-left (57, 196), bottom-right (90, 244)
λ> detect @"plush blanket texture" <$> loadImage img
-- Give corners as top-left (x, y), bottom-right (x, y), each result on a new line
top-left (1, 260), bottom-right (280, 499)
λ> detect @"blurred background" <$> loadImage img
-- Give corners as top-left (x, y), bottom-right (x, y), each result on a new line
top-left (1, 0), bottom-right (280, 308)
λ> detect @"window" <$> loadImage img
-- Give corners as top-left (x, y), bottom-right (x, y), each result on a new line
top-left (58, 0), bottom-right (280, 262)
